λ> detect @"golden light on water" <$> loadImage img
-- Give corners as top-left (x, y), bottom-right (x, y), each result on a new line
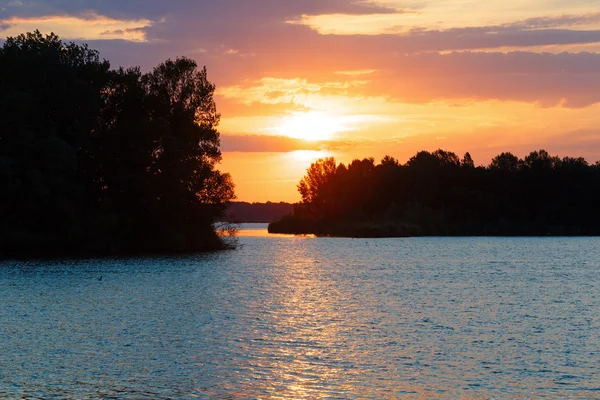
top-left (256, 245), bottom-right (345, 398)
top-left (220, 238), bottom-right (465, 399)
top-left (235, 229), bottom-right (315, 238)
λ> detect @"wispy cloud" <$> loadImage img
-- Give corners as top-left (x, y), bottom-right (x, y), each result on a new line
top-left (218, 77), bottom-right (369, 106)
top-left (221, 134), bottom-right (353, 153)
top-left (335, 69), bottom-right (377, 76)
top-left (0, 14), bottom-right (152, 41)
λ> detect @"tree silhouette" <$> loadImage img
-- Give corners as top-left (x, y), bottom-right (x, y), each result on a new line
top-left (461, 152), bottom-right (475, 168)
top-left (0, 31), bottom-right (110, 254)
top-left (381, 155), bottom-right (400, 167)
top-left (297, 157), bottom-right (338, 217)
top-left (489, 152), bottom-right (521, 172)
top-left (270, 148), bottom-right (600, 237)
top-left (523, 149), bottom-right (559, 170)
top-left (0, 31), bottom-right (235, 256)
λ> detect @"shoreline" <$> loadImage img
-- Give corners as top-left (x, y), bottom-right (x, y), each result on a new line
top-left (268, 217), bottom-right (599, 238)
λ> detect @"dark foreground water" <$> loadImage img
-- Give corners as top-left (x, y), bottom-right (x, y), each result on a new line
top-left (1, 224), bottom-right (599, 399)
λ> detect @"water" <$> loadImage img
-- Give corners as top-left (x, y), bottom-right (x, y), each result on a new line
top-left (1, 223), bottom-right (599, 399)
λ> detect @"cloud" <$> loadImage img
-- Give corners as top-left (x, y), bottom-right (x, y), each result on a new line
top-left (3, 4), bottom-right (600, 121)
top-left (370, 51), bottom-right (600, 108)
top-left (0, 14), bottom-right (152, 41)
top-left (286, 11), bottom-right (416, 35)
top-left (3, 0), bottom-right (600, 201)
top-left (290, 9), bottom-right (600, 36)
top-left (100, 26), bottom-right (146, 38)
top-left (7, 1), bottom-right (600, 61)
top-left (220, 134), bottom-right (350, 152)
top-left (511, 12), bottom-right (600, 29)
top-left (218, 77), bottom-right (368, 106)
top-left (396, 26), bottom-right (600, 53)
top-left (216, 52), bottom-right (600, 109)
top-left (222, 135), bottom-right (315, 152)
top-left (335, 69), bottom-right (377, 76)
top-left (215, 97), bottom-right (311, 118)
top-left (0, 0), bottom-right (398, 20)
top-left (391, 51), bottom-right (600, 74)
top-left (4, 1), bottom-right (600, 83)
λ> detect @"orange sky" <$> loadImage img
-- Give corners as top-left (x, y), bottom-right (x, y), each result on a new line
top-left (3, 0), bottom-right (600, 202)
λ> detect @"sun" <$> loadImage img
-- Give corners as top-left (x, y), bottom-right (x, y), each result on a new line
top-left (275, 111), bottom-right (342, 141)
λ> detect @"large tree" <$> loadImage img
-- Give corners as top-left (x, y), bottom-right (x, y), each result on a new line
top-left (0, 31), bottom-right (235, 256)
top-left (0, 31), bottom-right (110, 253)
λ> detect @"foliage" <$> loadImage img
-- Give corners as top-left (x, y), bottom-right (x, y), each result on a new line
top-left (219, 202), bottom-right (294, 223)
top-left (0, 31), bottom-right (235, 257)
top-left (270, 149), bottom-right (600, 237)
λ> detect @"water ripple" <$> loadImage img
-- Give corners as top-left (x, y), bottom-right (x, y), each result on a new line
top-left (1, 226), bottom-right (599, 398)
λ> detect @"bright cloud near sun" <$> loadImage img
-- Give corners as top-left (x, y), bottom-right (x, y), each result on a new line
top-left (217, 76), bottom-right (395, 142)
top-left (217, 77), bottom-right (369, 106)
top-left (273, 111), bottom-right (343, 141)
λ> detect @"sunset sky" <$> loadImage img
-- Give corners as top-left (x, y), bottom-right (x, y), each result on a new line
top-left (2, 0), bottom-right (600, 202)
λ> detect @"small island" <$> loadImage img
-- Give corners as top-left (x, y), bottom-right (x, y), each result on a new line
top-left (269, 151), bottom-right (600, 237)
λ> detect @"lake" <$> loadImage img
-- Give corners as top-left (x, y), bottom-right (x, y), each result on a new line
top-left (1, 223), bottom-right (599, 399)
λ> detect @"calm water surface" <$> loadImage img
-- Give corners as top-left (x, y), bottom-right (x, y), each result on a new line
top-left (1, 224), bottom-right (599, 399)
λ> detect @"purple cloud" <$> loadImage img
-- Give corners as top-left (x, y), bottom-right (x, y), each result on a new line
top-left (3, 2), bottom-right (600, 107)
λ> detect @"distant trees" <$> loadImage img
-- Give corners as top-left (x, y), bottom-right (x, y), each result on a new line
top-left (270, 148), bottom-right (600, 237)
top-left (297, 157), bottom-right (338, 216)
top-left (220, 202), bottom-right (294, 223)
top-left (0, 31), bottom-right (235, 256)
top-left (523, 149), bottom-right (558, 170)
top-left (461, 152), bottom-right (475, 168)
top-left (490, 152), bottom-right (520, 171)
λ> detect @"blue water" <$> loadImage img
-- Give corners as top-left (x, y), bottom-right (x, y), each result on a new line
top-left (1, 224), bottom-right (599, 398)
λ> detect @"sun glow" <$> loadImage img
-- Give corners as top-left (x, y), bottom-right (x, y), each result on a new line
top-left (275, 111), bottom-right (342, 141)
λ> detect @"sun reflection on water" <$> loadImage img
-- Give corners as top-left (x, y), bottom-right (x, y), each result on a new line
top-left (5, 235), bottom-right (599, 398)
top-left (234, 224), bottom-right (316, 239)
top-left (250, 245), bottom-right (347, 398)
top-left (235, 229), bottom-right (315, 238)
top-left (214, 239), bottom-right (463, 399)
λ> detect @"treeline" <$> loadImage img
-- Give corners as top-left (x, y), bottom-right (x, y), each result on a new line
top-left (218, 202), bottom-right (294, 223)
top-left (0, 31), bottom-right (234, 257)
top-left (269, 149), bottom-right (600, 237)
